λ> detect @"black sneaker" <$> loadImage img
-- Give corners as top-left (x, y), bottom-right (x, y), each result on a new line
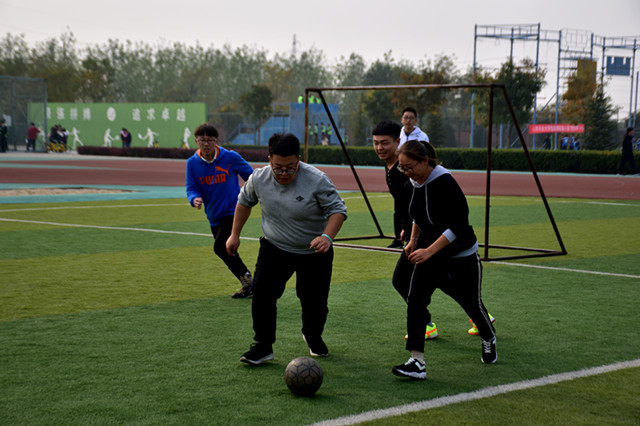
top-left (240, 343), bottom-right (274, 365)
top-left (392, 357), bottom-right (426, 380)
top-left (481, 337), bottom-right (497, 364)
top-left (232, 272), bottom-right (253, 299)
top-left (302, 335), bottom-right (329, 357)
top-left (387, 239), bottom-right (404, 249)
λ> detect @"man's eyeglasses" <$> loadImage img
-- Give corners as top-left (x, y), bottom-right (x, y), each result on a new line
top-left (196, 137), bottom-right (217, 145)
top-left (272, 161), bottom-right (299, 175)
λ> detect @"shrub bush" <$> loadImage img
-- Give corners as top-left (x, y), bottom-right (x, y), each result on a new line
top-left (77, 145), bottom-right (638, 175)
top-left (78, 146), bottom-right (196, 159)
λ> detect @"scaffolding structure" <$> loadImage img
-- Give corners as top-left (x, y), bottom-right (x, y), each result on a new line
top-left (471, 24), bottom-right (640, 148)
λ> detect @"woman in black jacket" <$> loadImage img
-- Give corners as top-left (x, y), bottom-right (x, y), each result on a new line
top-left (391, 140), bottom-right (497, 380)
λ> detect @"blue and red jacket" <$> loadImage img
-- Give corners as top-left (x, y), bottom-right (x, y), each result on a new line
top-left (186, 146), bottom-right (254, 227)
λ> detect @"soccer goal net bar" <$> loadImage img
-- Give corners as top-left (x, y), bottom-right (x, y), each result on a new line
top-left (303, 83), bottom-right (567, 262)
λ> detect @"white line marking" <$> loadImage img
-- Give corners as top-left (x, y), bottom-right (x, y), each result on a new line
top-left (561, 201), bottom-right (640, 207)
top-left (0, 196), bottom-right (379, 213)
top-left (0, 203), bottom-right (187, 213)
top-left (1, 217), bottom-right (636, 280)
top-left (312, 359), bottom-right (640, 426)
top-left (491, 261), bottom-right (640, 279)
top-left (0, 217), bottom-right (260, 241)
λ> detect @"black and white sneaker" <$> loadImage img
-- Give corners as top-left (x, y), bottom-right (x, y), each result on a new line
top-left (240, 343), bottom-right (274, 365)
top-left (302, 334), bottom-right (329, 357)
top-left (481, 337), bottom-right (497, 364)
top-left (232, 272), bottom-right (254, 299)
top-left (392, 357), bottom-right (426, 380)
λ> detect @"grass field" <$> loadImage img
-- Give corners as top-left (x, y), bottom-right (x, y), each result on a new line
top-left (1, 191), bottom-right (639, 425)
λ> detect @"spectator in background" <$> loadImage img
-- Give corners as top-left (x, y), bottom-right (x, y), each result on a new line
top-left (0, 118), bottom-right (8, 153)
top-left (320, 123), bottom-right (327, 145)
top-left (48, 125), bottom-right (61, 150)
top-left (26, 122), bottom-right (40, 152)
top-left (617, 127), bottom-right (638, 176)
top-left (569, 136), bottom-right (577, 151)
top-left (60, 128), bottom-right (69, 151)
top-left (560, 135), bottom-right (569, 150)
top-left (121, 128), bottom-right (132, 148)
top-left (399, 107), bottom-right (429, 147)
top-left (573, 138), bottom-right (581, 151)
top-left (542, 135), bottom-right (551, 150)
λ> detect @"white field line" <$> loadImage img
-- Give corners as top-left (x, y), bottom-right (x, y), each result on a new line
top-left (311, 359), bottom-right (640, 426)
top-left (1, 216), bottom-right (638, 280)
top-left (0, 196), bottom-right (382, 213)
top-left (561, 200), bottom-right (640, 207)
top-left (0, 203), bottom-right (188, 213)
top-left (0, 217), bottom-right (260, 241)
top-left (491, 261), bottom-right (640, 279)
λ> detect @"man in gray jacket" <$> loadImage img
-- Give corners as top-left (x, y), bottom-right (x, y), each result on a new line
top-left (226, 133), bottom-right (347, 365)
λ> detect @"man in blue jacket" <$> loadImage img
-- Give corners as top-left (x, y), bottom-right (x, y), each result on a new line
top-left (186, 123), bottom-right (255, 298)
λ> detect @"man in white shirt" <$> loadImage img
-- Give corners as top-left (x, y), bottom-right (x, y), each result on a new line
top-left (399, 107), bottom-right (429, 147)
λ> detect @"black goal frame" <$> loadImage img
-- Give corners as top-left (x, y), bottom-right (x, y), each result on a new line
top-left (303, 83), bottom-right (567, 262)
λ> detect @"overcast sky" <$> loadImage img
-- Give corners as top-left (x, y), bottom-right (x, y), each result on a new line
top-left (3, 0), bottom-right (639, 117)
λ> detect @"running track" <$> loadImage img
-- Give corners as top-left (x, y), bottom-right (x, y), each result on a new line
top-left (1, 153), bottom-right (639, 200)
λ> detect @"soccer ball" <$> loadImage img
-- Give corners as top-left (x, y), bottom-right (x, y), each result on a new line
top-left (284, 356), bottom-right (323, 396)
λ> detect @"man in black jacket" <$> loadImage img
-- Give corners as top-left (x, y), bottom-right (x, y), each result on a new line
top-left (372, 120), bottom-right (439, 340)
top-left (618, 127), bottom-right (638, 175)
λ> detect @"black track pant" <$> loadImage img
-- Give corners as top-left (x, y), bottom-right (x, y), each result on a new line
top-left (251, 238), bottom-right (333, 346)
top-left (211, 215), bottom-right (249, 279)
top-left (405, 253), bottom-right (495, 353)
top-left (619, 151), bottom-right (638, 175)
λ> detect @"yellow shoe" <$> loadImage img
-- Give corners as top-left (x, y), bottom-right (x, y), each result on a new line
top-left (426, 323), bottom-right (438, 340)
top-left (468, 313), bottom-right (495, 335)
top-left (404, 322), bottom-right (439, 341)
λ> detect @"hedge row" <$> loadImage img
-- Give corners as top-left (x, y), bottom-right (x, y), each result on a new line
top-left (77, 146), bottom-right (197, 159)
top-left (78, 145), bottom-right (636, 175)
top-left (309, 146), bottom-right (635, 174)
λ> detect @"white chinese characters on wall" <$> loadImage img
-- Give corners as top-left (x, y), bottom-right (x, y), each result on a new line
top-left (45, 105), bottom-right (191, 148)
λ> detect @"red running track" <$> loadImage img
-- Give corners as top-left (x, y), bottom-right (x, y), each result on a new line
top-left (1, 156), bottom-right (640, 200)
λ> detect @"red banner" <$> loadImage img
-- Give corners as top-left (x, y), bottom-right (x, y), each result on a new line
top-left (529, 124), bottom-right (584, 134)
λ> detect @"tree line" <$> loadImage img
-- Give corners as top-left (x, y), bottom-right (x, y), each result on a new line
top-left (0, 31), bottom-right (622, 149)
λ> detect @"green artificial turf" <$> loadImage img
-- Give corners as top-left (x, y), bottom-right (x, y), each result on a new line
top-left (1, 194), bottom-right (639, 424)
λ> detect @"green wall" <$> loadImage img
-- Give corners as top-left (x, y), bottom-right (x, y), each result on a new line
top-left (29, 103), bottom-right (206, 148)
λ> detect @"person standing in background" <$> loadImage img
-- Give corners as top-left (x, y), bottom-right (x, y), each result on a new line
top-left (0, 118), bottom-right (8, 153)
top-left (26, 123), bottom-right (40, 152)
top-left (121, 128), bottom-right (132, 148)
top-left (618, 127), bottom-right (638, 176)
top-left (399, 107), bottom-right (429, 147)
